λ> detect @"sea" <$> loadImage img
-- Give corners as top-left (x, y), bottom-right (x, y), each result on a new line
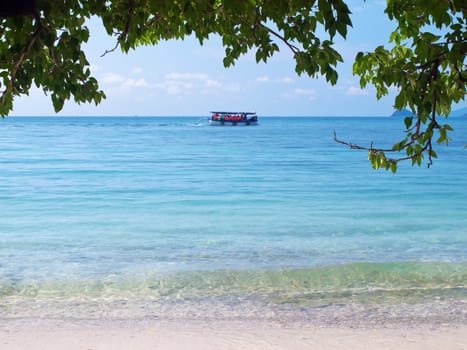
top-left (0, 116), bottom-right (466, 326)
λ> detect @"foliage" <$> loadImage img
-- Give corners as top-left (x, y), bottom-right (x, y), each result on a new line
top-left (0, 1), bottom-right (106, 114)
top-left (339, 0), bottom-right (466, 172)
top-left (0, 0), bottom-right (465, 171)
top-left (0, 0), bottom-right (351, 115)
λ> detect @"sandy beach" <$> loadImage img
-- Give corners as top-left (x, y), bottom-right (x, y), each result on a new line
top-left (1, 320), bottom-right (466, 350)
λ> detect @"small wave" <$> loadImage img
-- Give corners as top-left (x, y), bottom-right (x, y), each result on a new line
top-left (1, 262), bottom-right (466, 323)
top-left (2, 262), bottom-right (466, 300)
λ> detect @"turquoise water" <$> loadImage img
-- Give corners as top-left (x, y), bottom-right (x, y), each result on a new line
top-left (0, 116), bottom-right (466, 323)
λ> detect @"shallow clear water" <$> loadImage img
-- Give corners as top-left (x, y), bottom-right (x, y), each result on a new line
top-left (0, 116), bottom-right (466, 322)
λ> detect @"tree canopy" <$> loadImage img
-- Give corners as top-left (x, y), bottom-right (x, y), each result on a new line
top-left (0, 0), bottom-right (466, 171)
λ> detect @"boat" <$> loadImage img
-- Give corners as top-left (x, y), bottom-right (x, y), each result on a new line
top-left (209, 111), bottom-right (258, 126)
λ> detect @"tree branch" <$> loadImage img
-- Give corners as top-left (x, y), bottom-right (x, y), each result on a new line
top-left (101, 0), bottom-right (135, 57)
top-left (1, 10), bottom-right (44, 107)
top-left (333, 130), bottom-right (431, 164)
top-left (257, 22), bottom-right (300, 54)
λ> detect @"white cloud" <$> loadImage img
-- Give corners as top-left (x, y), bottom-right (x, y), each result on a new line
top-left (346, 86), bottom-right (369, 96)
top-left (101, 72), bottom-right (125, 84)
top-left (165, 72), bottom-right (208, 80)
top-left (280, 77), bottom-right (293, 84)
top-left (155, 72), bottom-right (225, 96)
top-left (122, 78), bottom-right (149, 88)
top-left (256, 76), bottom-right (269, 82)
top-left (100, 70), bottom-right (236, 98)
top-left (282, 88), bottom-right (317, 101)
top-left (131, 67), bottom-right (143, 74)
top-left (158, 80), bottom-right (195, 95)
top-left (205, 79), bottom-right (221, 88)
top-left (103, 75), bottom-right (151, 97)
top-left (294, 88), bottom-right (316, 96)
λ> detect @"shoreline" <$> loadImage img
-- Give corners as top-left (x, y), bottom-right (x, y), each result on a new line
top-left (2, 318), bottom-right (466, 350)
top-left (3, 293), bottom-right (466, 325)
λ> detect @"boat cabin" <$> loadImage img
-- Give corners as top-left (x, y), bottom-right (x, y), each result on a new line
top-left (209, 111), bottom-right (258, 126)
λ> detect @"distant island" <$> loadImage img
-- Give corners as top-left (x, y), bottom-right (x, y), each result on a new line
top-left (390, 109), bottom-right (414, 117)
top-left (390, 107), bottom-right (467, 117)
top-left (450, 107), bottom-right (467, 117)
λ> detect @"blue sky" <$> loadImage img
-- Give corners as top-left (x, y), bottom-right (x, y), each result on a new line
top-left (10, 1), bottom-right (466, 117)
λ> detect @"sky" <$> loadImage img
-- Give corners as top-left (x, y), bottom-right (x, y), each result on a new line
top-left (10, 1), bottom-right (466, 117)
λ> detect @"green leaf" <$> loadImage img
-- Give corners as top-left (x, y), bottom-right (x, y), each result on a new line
top-left (404, 116), bottom-right (413, 130)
